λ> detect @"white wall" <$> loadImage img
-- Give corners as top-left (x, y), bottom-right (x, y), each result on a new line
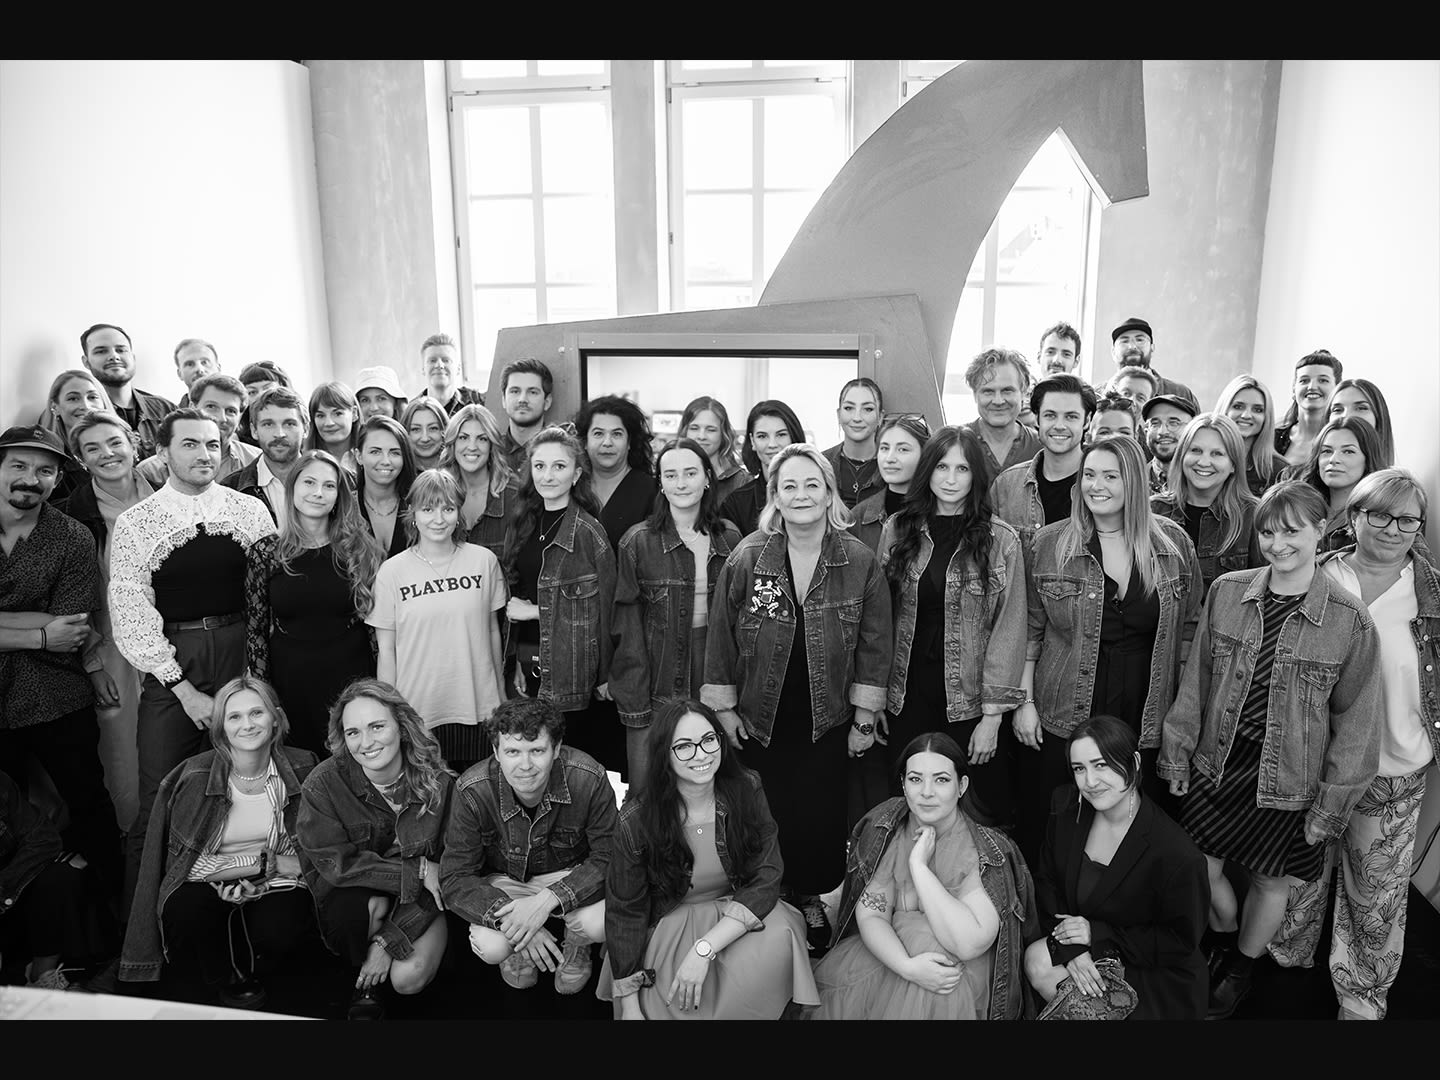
top-left (0, 60), bottom-right (331, 425)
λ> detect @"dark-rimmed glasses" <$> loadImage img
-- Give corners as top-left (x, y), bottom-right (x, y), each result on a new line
top-left (1358, 509), bottom-right (1425, 534)
top-left (671, 731), bottom-right (722, 761)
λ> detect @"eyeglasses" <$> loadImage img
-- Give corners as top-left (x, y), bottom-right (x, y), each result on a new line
top-left (882, 412), bottom-right (932, 436)
top-left (1359, 509), bottom-right (1425, 533)
top-left (1145, 417), bottom-right (1189, 431)
top-left (671, 730), bottom-right (722, 761)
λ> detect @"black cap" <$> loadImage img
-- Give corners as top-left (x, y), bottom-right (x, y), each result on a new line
top-left (1111, 317), bottom-right (1153, 343)
top-left (1141, 394), bottom-right (1198, 421)
top-left (0, 424), bottom-right (70, 461)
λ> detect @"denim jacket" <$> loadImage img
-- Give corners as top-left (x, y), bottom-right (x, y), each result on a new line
top-left (119, 746), bottom-right (318, 982)
top-left (440, 746), bottom-right (617, 927)
top-left (702, 527), bottom-right (892, 745)
top-left (297, 754), bottom-right (454, 961)
top-left (832, 797), bottom-right (1038, 1020)
top-left (989, 452), bottom-right (1048, 553)
top-left (879, 517), bottom-right (1027, 720)
top-left (529, 505), bottom-right (618, 712)
top-left (1399, 550), bottom-right (1440, 758)
top-left (604, 769), bottom-right (781, 997)
top-left (611, 517), bottom-right (741, 727)
top-left (466, 478), bottom-right (522, 570)
top-left (1158, 566), bottom-right (1383, 839)
top-left (0, 769), bottom-right (63, 915)
top-left (1150, 494), bottom-right (1262, 594)
top-left (1026, 517), bottom-right (1203, 748)
top-left (848, 489), bottom-right (891, 554)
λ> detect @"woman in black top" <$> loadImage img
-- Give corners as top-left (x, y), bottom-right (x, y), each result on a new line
top-left (355, 416), bottom-right (419, 560)
top-left (849, 414), bottom-right (931, 553)
top-left (718, 399), bottom-right (804, 536)
top-left (575, 395), bottom-right (658, 552)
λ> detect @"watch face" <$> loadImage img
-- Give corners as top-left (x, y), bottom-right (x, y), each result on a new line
top-left (695, 940), bottom-right (714, 958)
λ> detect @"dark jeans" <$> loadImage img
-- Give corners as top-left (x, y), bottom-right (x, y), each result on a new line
top-left (0, 706), bottom-right (122, 895)
top-left (161, 881), bottom-right (315, 984)
top-left (0, 859), bottom-right (88, 963)
top-left (126, 621), bottom-right (246, 908)
top-left (317, 886), bottom-right (389, 967)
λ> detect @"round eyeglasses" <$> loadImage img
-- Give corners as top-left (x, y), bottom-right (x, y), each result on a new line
top-left (671, 730), bottom-right (722, 761)
top-left (1359, 509), bottom-right (1425, 534)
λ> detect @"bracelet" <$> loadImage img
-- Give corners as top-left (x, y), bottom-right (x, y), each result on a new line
top-left (420, 855), bottom-right (429, 880)
top-left (40, 627), bottom-right (48, 651)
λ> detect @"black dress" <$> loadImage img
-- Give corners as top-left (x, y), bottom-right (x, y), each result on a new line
top-left (598, 468), bottom-right (658, 552)
top-left (719, 478), bottom-right (767, 538)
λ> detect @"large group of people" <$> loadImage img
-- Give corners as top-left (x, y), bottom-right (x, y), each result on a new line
top-left (0, 315), bottom-right (1433, 1024)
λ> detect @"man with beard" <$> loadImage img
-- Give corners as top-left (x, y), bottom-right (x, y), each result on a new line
top-left (1141, 394), bottom-right (1199, 494)
top-left (80, 324), bottom-right (175, 460)
top-left (961, 347), bottom-right (1040, 490)
top-left (0, 425), bottom-right (123, 897)
top-left (138, 374), bottom-right (258, 487)
top-left (989, 373), bottom-right (1095, 552)
top-left (497, 358), bottom-right (555, 476)
top-left (109, 410), bottom-right (276, 904)
top-left (1110, 317), bottom-right (1198, 411)
top-left (172, 338), bottom-right (220, 409)
top-left (1035, 322), bottom-right (1082, 377)
top-left (223, 386), bottom-right (309, 532)
top-left (421, 332), bottom-right (485, 418)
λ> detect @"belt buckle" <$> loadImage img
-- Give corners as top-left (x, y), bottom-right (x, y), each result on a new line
top-left (201, 615), bottom-right (224, 630)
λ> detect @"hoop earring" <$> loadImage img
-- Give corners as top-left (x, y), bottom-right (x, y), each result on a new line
top-left (1076, 796), bottom-right (1083, 823)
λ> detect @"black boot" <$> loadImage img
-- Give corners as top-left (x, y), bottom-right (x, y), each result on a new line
top-left (1206, 950), bottom-right (1254, 1021)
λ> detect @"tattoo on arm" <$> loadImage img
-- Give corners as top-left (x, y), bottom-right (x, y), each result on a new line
top-left (860, 889), bottom-right (888, 914)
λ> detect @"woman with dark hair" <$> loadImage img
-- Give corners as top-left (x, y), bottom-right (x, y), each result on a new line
top-left (120, 676), bottom-right (319, 1007)
top-left (297, 677), bottom-right (454, 1020)
top-left (718, 399), bottom-right (805, 536)
top-left (304, 380), bottom-right (361, 475)
top-left (1299, 416), bottom-right (1394, 556)
top-left (1025, 715), bottom-right (1209, 1020)
top-left (1160, 481), bottom-right (1383, 1020)
top-left (598, 700), bottom-right (817, 1019)
top-left (681, 396), bottom-right (749, 506)
top-left (1214, 375), bottom-right (1286, 496)
top-left (368, 469), bottom-right (506, 774)
top-left (355, 415), bottom-right (419, 560)
top-left (504, 426), bottom-right (619, 770)
top-left (823, 377), bottom-right (885, 510)
top-left (401, 397), bottom-right (448, 473)
top-left (438, 402), bottom-right (520, 566)
top-left (1327, 377), bottom-right (1395, 468)
top-left (809, 732), bottom-right (1036, 1020)
top-left (850, 413), bottom-right (931, 552)
top-left (237, 361), bottom-right (294, 448)
top-left (245, 449), bottom-right (384, 754)
top-left (878, 426), bottom-right (1026, 828)
top-left (575, 395), bottom-right (658, 552)
top-left (611, 439), bottom-right (741, 792)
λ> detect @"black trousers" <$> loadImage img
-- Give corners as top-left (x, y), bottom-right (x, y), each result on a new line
top-left (161, 881), bottom-right (315, 983)
top-left (0, 859), bottom-right (89, 963)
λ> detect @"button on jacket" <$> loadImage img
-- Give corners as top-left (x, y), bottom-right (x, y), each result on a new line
top-left (1158, 566), bottom-right (1384, 839)
top-left (1025, 517), bottom-right (1203, 749)
top-left (989, 452), bottom-right (1048, 554)
top-left (611, 517), bottom-right (741, 727)
top-left (440, 745), bottom-right (617, 927)
top-left (702, 527), bottom-right (892, 746)
top-left (1150, 493), bottom-right (1263, 594)
top-left (878, 516), bottom-right (1027, 720)
top-left (297, 753), bottom-right (453, 961)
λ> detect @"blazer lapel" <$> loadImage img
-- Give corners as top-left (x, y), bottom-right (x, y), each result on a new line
top-left (1084, 796), bottom-right (1154, 913)
top-left (1062, 795), bottom-right (1089, 912)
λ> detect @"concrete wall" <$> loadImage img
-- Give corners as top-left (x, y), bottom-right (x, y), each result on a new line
top-left (0, 60), bottom-right (330, 426)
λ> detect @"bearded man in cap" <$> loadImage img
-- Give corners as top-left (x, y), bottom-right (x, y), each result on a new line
top-left (1110, 317), bottom-right (1198, 412)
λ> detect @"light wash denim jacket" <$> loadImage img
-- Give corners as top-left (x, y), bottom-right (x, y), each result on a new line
top-left (530, 505), bottom-right (617, 712)
top-left (878, 516), bottom-right (1028, 720)
top-left (702, 527), bottom-right (892, 745)
top-left (1158, 566), bottom-right (1383, 839)
top-left (1025, 517), bottom-right (1203, 749)
top-left (989, 451), bottom-right (1048, 553)
top-left (1150, 493), bottom-right (1262, 594)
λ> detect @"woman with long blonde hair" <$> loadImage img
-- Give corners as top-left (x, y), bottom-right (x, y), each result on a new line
top-left (1214, 375), bottom-right (1285, 495)
top-left (438, 402), bottom-right (520, 565)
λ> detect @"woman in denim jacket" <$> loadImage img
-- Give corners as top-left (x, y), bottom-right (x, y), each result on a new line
top-left (120, 676), bottom-right (318, 1008)
top-left (503, 426), bottom-right (620, 771)
top-left (878, 426), bottom-right (1027, 829)
top-left (1158, 482), bottom-right (1382, 1020)
top-left (599, 700), bottom-right (818, 1018)
top-left (611, 439), bottom-right (741, 793)
top-left (1150, 413), bottom-right (1262, 594)
top-left (703, 443), bottom-right (892, 935)
top-left (810, 732), bottom-right (1037, 1020)
top-left (297, 678), bottom-right (455, 1020)
top-left (439, 402), bottom-right (522, 568)
top-left (1014, 436), bottom-right (1202, 861)
top-left (849, 413), bottom-right (931, 553)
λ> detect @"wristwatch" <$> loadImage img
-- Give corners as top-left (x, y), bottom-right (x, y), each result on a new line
top-left (852, 720), bottom-right (875, 736)
top-left (694, 939), bottom-right (716, 961)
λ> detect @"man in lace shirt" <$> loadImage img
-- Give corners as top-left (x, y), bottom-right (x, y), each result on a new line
top-left (109, 409), bottom-right (276, 902)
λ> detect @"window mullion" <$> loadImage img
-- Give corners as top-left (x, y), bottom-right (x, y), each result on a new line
top-left (530, 105), bottom-right (548, 323)
top-left (753, 96), bottom-right (765, 300)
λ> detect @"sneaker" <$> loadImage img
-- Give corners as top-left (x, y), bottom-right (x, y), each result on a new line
top-left (553, 940), bottom-right (592, 996)
top-left (26, 966), bottom-right (77, 992)
top-left (500, 950), bottom-right (539, 990)
top-left (801, 897), bottom-right (832, 958)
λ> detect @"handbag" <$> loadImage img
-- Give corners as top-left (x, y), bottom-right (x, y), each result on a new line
top-left (1037, 956), bottom-right (1138, 1020)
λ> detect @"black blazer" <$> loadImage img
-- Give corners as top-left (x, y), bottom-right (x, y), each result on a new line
top-left (1034, 786), bottom-right (1210, 1020)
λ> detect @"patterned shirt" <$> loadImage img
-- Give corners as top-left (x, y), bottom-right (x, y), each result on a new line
top-left (108, 482), bottom-right (276, 686)
top-left (433, 385), bottom-right (486, 418)
top-left (0, 505), bottom-right (104, 729)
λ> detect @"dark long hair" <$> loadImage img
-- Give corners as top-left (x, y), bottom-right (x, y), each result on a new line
top-left (573, 395), bottom-right (654, 474)
top-left (893, 731), bottom-right (970, 792)
top-left (637, 700), bottom-right (766, 908)
top-left (1328, 378), bottom-right (1395, 468)
top-left (646, 438), bottom-right (726, 536)
top-left (1301, 416), bottom-right (1385, 499)
top-left (355, 415), bottom-right (419, 510)
top-left (739, 399), bottom-right (805, 477)
top-left (884, 425), bottom-right (994, 593)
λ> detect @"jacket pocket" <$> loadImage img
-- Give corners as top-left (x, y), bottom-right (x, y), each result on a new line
top-left (837, 600), bottom-right (863, 652)
top-left (1036, 576), bottom-right (1084, 630)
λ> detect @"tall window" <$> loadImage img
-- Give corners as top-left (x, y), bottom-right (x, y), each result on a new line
top-left (449, 61), bottom-right (617, 371)
top-left (667, 60), bottom-right (849, 311)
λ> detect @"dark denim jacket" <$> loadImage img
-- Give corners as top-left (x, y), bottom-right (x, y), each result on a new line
top-left (119, 746), bottom-right (318, 982)
top-left (702, 527), bottom-right (892, 745)
top-left (297, 754), bottom-right (454, 960)
top-left (879, 517), bottom-right (1028, 720)
top-left (440, 746), bottom-right (617, 926)
top-left (989, 452), bottom-right (1048, 553)
top-left (832, 797), bottom-right (1038, 1020)
top-left (604, 770), bottom-right (779, 996)
top-left (0, 769), bottom-right (63, 914)
top-left (848, 489), bottom-right (890, 554)
top-left (530, 505), bottom-right (617, 712)
top-left (466, 479), bottom-right (522, 570)
top-left (611, 517), bottom-right (741, 727)
top-left (1400, 550), bottom-right (1440, 758)
top-left (1150, 494), bottom-right (1262, 594)
top-left (1158, 566), bottom-right (1383, 838)
top-left (1026, 517), bottom-right (1203, 748)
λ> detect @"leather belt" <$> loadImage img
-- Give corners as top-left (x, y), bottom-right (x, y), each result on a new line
top-left (163, 613), bottom-right (243, 633)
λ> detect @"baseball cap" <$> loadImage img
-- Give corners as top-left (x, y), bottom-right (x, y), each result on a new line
top-left (1111, 317), bottom-right (1153, 343)
top-left (1141, 394), bottom-right (1198, 421)
top-left (354, 366), bottom-right (405, 398)
top-left (0, 424), bottom-right (70, 461)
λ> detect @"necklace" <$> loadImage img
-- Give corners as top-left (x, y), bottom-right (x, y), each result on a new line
top-left (233, 764), bottom-right (269, 783)
top-left (365, 496), bottom-right (398, 517)
top-left (536, 507), bottom-right (566, 544)
top-left (413, 545), bottom-right (457, 573)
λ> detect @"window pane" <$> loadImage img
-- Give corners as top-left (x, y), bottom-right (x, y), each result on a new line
top-left (539, 102), bottom-right (611, 195)
top-left (682, 99), bottom-right (752, 190)
top-left (994, 284), bottom-right (1070, 355)
top-left (1015, 132), bottom-right (1080, 190)
top-left (944, 284), bottom-right (985, 420)
top-left (680, 60), bottom-right (752, 72)
top-left (536, 59), bottom-right (606, 77)
top-left (682, 285), bottom-right (755, 311)
top-left (996, 188), bottom-right (1082, 283)
top-left (468, 199), bottom-right (535, 284)
top-left (544, 196), bottom-right (615, 285)
top-left (465, 108), bottom-right (533, 196)
top-left (762, 191), bottom-right (816, 281)
top-left (460, 60), bottom-right (528, 80)
top-left (546, 285), bottom-right (614, 324)
top-left (473, 287), bottom-right (539, 366)
top-left (683, 194), bottom-right (752, 283)
top-left (763, 95), bottom-right (842, 189)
